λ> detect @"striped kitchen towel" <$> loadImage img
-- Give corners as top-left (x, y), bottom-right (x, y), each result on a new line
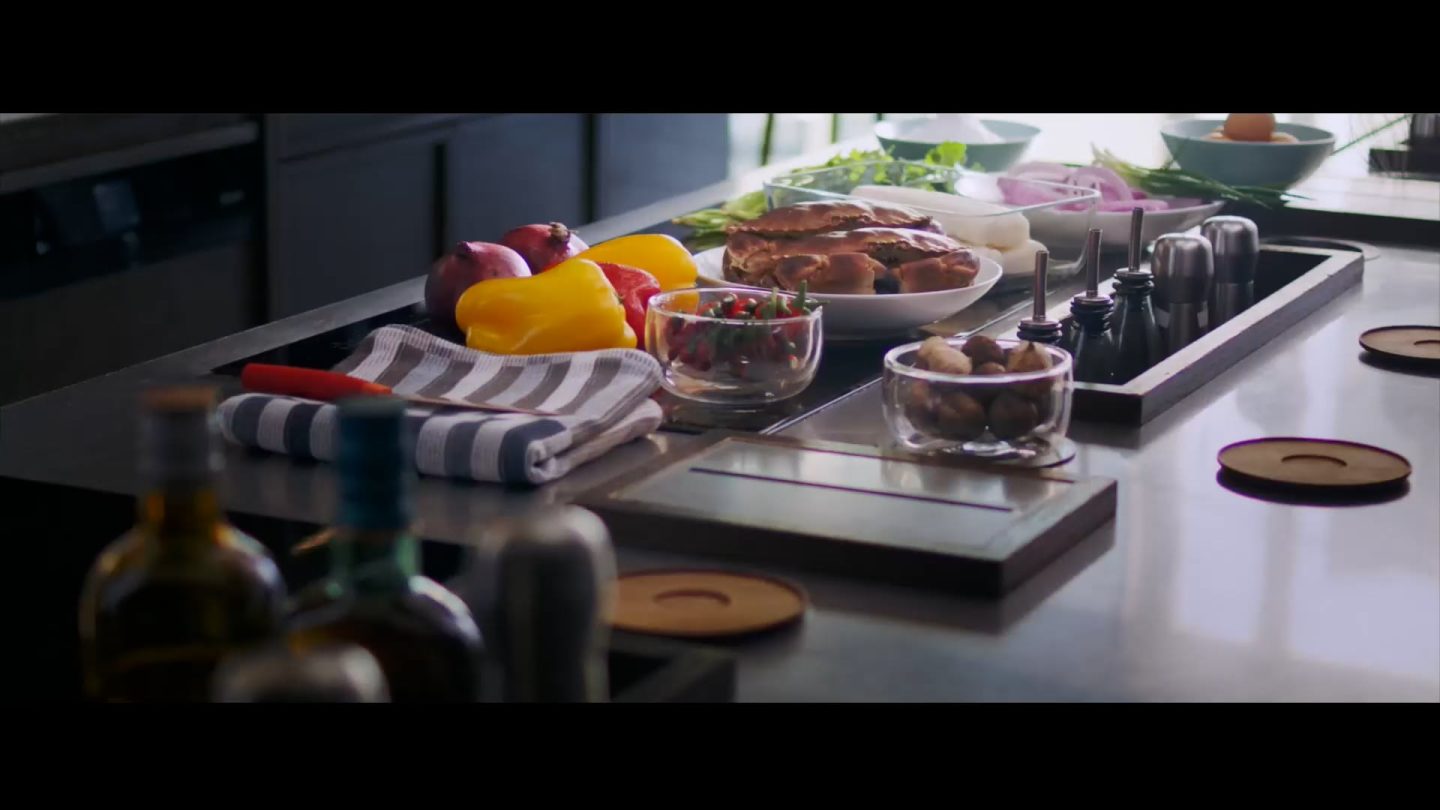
top-left (217, 325), bottom-right (664, 486)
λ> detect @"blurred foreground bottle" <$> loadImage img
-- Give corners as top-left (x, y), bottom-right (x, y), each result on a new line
top-left (213, 642), bottom-right (390, 702)
top-left (286, 398), bottom-right (483, 702)
top-left (482, 506), bottom-right (616, 703)
top-left (78, 386), bottom-right (286, 702)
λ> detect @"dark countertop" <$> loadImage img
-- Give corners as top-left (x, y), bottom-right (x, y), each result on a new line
top-left (5, 148), bottom-right (1438, 702)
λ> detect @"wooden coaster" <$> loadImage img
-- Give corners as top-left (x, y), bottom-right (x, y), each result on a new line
top-left (1218, 438), bottom-right (1412, 491)
top-left (1360, 326), bottom-right (1440, 366)
top-left (612, 570), bottom-right (808, 639)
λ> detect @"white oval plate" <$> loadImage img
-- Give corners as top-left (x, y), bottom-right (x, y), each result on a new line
top-left (693, 247), bottom-right (1002, 340)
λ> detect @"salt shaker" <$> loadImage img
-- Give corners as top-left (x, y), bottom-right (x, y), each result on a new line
top-left (1110, 208), bottom-right (1165, 382)
top-left (1200, 215), bottom-right (1259, 328)
top-left (1015, 250), bottom-right (1064, 346)
top-left (213, 643), bottom-right (390, 703)
top-left (1152, 233), bottom-right (1214, 355)
top-left (1068, 228), bottom-right (1117, 384)
top-left (481, 506), bottom-right (616, 703)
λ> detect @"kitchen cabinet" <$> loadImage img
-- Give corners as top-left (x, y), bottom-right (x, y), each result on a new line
top-left (268, 129), bottom-right (440, 319)
top-left (0, 239), bottom-right (254, 404)
top-left (444, 113), bottom-right (586, 244)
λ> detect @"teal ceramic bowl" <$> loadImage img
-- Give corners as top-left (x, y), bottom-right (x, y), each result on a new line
top-left (876, 119), bottom-right (1039, 173)
top-left (1160, 119), bottom-right (1335, 189)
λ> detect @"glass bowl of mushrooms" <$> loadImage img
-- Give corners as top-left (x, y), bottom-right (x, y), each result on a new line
top-left (882, 335), bottom-right (1072, 460)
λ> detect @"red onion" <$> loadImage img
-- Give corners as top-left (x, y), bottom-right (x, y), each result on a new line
top-left (1007, 161), bottom-right (1074, 184)
top-left (1066, 167), bottom-right (1134, 202)
top-left (425, 242), bottom-right (531, 333)
top-left (499, 222), bottom-right (589, 273)
top-left (997, 177), bottom-right (1068, 207)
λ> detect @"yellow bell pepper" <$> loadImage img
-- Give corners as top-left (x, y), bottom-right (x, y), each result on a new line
top-left (575, 234), bottom-right (698, 292)
top-left (455, 258), bottom-right (636, 354)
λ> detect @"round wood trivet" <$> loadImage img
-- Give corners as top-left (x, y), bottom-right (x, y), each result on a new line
top-left (612, 570), bottom-right (808, 639)
top-left (1360, 326), bottom-right (1440, 366)
top-left (1218, 438), bottom-right (1412, 490)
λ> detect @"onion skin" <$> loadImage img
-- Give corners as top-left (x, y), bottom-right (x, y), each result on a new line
top-left (500, 222), bottom-right (589, 273)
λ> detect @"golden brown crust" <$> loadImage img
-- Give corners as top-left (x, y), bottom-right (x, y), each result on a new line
top-left (772, 253), bottom-right (882, 295)
top-left (896, 250), bottom-right (982, 293)
top-left (725, 227), bottom-right (971, 292)
top-left (729, 200), bottom-right (942, 239)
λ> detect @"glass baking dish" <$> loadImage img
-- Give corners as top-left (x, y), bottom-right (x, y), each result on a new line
top-left (763, 161), bottom-right (1099, 285)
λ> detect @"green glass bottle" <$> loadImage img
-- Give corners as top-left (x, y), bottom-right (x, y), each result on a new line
top-left (78, 387), bottom-right (287, 702)
top-left (286, 397), bottom-right (483, 702)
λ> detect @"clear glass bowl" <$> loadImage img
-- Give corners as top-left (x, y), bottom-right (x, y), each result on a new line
top-left (763, 160), bottom-right (1099, 280)
top-left (882, 338), bottom-right (1072, 460)
top-left (645, 288), bottom-right (823, 405)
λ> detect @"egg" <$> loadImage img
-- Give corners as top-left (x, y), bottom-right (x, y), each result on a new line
top-left (1223, 114), bottom-right (1277, 142)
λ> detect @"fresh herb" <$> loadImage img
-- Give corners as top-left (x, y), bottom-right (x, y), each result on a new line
top-left (672, 141), bottom-right (968, 249)
top-left (671, 191), bottom-right (769, 251)
top-left (1091, 146), bottom-right (1305, 209)
top-left (924, 142), bottom-right (968, 167)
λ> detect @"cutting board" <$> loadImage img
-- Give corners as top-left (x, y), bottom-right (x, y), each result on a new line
top-left (575, 432), bottom-right (1116, 597)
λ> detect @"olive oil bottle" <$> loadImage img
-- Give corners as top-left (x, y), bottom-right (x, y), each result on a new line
top-left (79, 387), bottom-right (286, 702)
top-left (286, 398), bottom-right (483, 702)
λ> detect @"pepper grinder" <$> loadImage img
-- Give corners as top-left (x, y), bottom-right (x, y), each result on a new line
top-left (1110, 208), bottom-right (1165, 382)
top-left (1068, 228), bottom-right (1117, 384)
top-left (1016, 249), bottom-right (1064, 345)
top-left (1200, 215), bottom-right (1259, 329)
top-left (1152, 233), bottom-right (1214, 355)
top-left (482, 506), bottom-right (616, 703)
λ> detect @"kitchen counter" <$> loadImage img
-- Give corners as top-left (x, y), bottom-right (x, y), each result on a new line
top-left (4, 155), bottom-right (1438, 702)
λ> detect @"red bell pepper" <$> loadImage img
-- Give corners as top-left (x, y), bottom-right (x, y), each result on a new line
top-left (598, 263), bottom-right (661, 350)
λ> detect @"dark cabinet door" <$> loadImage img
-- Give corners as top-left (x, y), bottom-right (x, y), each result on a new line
top-left (594, 114), bottom-right (730, 219)
top-left (270, 131), bottom-right (439, 319)
top-left (444, 114), bottom-right (585, 245)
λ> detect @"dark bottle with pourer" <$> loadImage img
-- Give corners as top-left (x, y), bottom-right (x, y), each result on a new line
top-left (481, 506), bottom-right (616, 703)
top-left (1068, 228), bottom-right (1117, 384)
top-left (1016, 249), bottom-right (1064, 346)
top-left (1109, 207), bottom-right (1165, 383)
top-left (1200, 215), bottom-right (1259, 329)
top-left (1152, 233), bottom-right (1214, 356)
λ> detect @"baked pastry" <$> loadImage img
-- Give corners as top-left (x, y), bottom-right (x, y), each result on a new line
top-left (725, 227), bottom-right (978, 293)
top-left (895, 252), bottom-right (981, 293)
top-left (728, 200), bottom-right (943, 239)
top-left (772, 253), bottom-right (886, 294)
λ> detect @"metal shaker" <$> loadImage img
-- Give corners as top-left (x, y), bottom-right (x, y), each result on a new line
top-left (1152, 233), bottom-right (1214, 355)
top-left (481, 506), bottom-right (616, 703)
top-left (213, 643), bottom-right (390, 703)
top-left (1200, 215), bottom-right (1259, 328)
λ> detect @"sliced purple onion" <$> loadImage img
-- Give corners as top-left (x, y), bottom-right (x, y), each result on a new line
top-left (997, 177), bottom-right (1068, 207)
top-left (1006, 161), bottom-right (1074, 184)
top-left (1066, 167), bottom-right (1134, 202)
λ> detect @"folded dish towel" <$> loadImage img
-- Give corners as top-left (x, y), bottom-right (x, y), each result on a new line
top-left (218, 325), bottom-right (664, 486)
